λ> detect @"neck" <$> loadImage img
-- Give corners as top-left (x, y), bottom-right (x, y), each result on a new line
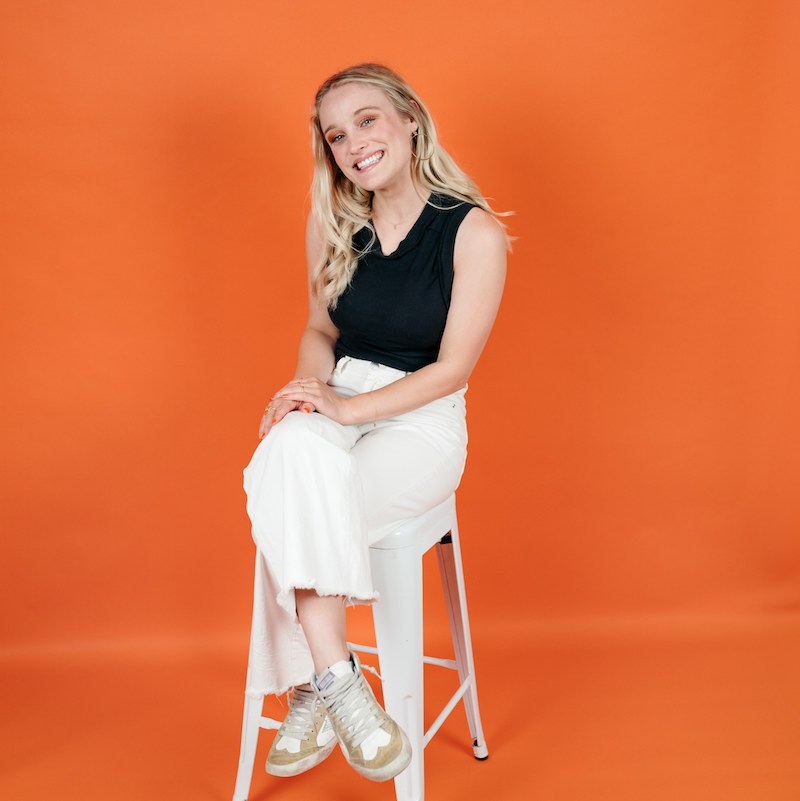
top-left (371, 183), bottom-right (431, 225)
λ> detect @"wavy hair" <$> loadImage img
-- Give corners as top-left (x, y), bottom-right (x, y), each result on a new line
top-left (309, 62), bottom-right (511, 308)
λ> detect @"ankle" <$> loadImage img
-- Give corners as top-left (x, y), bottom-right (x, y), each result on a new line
top-left (313, 649), bottom-right (351, 676)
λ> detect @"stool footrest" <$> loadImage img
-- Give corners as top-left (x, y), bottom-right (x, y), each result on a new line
top-left (347, 642), bottom-right (458, 671)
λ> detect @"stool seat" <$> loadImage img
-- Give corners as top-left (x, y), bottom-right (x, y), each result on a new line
top-left (370, 493), bottom-right (459, 551)
top-left (232, 493), bottom-right (488, 801)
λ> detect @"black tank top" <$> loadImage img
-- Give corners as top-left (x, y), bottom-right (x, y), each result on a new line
top-left (328, 193), bottom-right (476, 372)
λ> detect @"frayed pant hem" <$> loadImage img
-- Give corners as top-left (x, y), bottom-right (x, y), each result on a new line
top-left (277, 583), bottom-right (379, 617)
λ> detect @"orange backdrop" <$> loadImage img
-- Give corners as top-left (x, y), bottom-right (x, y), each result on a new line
top-left (2, 2), bottom-right (799, 800)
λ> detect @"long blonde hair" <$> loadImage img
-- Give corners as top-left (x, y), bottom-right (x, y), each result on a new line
top-left (310, 63), bottom-right (511, 309)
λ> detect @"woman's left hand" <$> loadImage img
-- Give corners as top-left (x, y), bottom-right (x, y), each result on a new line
top-left (273, 377), bottom-right (353, 425)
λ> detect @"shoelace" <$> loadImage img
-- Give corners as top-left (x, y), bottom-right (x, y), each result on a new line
top-left (360, 662), bottom-right (383, 681)
top-left (280, 686), bottom-right (320, 741)
top-left (319, 671), bottom-right (386, 750)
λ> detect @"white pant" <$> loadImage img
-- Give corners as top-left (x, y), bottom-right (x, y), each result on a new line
top-left (242, 356), bottom-right (468, 695)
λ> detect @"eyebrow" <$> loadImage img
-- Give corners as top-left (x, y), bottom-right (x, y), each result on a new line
top-left (323, 106), bottom-right (381, 135)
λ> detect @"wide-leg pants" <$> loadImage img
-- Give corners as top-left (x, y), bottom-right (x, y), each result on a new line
top-left (242, 356), bottom-right (468, 696)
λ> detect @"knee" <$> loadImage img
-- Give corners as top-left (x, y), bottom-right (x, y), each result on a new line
top-left (247, 412), bottom-right (354, 475)
top-left (268, 411), bottom-right (351, 450)
top-left (244, 411), bottom-right (359, 503)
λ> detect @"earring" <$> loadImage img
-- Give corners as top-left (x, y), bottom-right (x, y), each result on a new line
top-left (411, 129), bottom-right (431, 161)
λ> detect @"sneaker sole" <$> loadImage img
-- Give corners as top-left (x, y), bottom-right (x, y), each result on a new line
top-left (265, 739), bottom-right (337, 777)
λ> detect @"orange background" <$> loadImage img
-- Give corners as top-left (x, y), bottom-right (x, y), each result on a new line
top-left (2, 2), bottom-right (799, 799)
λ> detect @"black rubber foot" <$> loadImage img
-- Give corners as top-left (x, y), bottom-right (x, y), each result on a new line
top-left (473, 738), bottom-right (489, 760)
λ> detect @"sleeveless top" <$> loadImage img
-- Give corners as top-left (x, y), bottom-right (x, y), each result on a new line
top-left (328, 193), bottom-right (476, 373)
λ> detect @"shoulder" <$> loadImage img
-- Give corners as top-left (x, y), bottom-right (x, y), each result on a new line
top-left (454, 207), bottom-right (508, 266)
top-left (429, 192), bottom-right (506, 246)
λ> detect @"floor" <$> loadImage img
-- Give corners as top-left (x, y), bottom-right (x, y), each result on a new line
top-left (2, 613), bottom-right (799, 801)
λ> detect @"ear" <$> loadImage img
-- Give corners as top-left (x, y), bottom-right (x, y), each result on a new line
top-left (408, 99), bottom-right (420, 132)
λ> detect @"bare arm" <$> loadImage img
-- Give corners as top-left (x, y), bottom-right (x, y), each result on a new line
top-left (259, 213), bottom-right (339, 438)
top-left (278, 207), bottom-right (507, 425)
top-left (291, 212), bottom-right (340, 382)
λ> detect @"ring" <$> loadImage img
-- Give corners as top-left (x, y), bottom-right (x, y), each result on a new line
top-left (264, 406), bottom-right (274, 415)
top-left (300, 384), bottom-right (305, 392)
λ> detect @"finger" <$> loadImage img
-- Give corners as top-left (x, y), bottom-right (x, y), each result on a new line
top-left (270, 397), bottom-right (296, 410)
top-left (274, 378), bottom-right (320, 396)
top-left (259, 411), bottom-right (275, 439)
top-left (282, 384), bottom-right (324, 397)
top-left (259, 397), bottom-right (286, 437)
top-left (278, 391), bottom-right (315, 404)
top-left (264, 395), bottom-right (294, 414)
top-left (273, 400), bottom-right (302, 423)
top-left (273, 381), bottom-right (302, 398)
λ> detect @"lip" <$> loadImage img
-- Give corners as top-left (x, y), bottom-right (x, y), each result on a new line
top-left (353, 149), bottom-right (384, 172)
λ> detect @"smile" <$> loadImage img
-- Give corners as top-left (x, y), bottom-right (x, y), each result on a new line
top-left (355, 151), bottom-right (384, 171)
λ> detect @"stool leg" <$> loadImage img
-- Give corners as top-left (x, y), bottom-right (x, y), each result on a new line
top-left (232, 676), bottom-right (264, 801)
top-left (436, 525), bottom-right (489, 760)
top-left (370, 547), bottom-right (425, 801)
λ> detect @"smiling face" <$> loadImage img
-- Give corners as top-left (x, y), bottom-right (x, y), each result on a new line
top-left (318, 82), bottom-right (418, 194)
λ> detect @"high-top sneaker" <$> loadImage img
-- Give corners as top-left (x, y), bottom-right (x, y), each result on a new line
top-left (312, 652), bottom-right (412, 782)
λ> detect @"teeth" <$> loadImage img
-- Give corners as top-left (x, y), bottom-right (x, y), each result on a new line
top-left (356, 151), bottom-right (383, 170)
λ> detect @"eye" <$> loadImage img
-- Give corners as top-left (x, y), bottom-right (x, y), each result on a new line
top-left (360, 116), bottom-right (375, 127)
top-left (329, 132), bottom-right (344, 144)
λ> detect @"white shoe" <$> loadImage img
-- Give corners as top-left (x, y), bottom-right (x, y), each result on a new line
top-left (312, 653), bottom-right (412, 782)
top-left (266, 684), bottom-right (336, 777)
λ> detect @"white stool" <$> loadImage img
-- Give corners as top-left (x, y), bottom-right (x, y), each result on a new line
top-left (232, 493), bottom-right (488, 801)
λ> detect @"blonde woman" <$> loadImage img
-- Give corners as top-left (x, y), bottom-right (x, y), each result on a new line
top-left (243, 62), bottom-right (509, 783)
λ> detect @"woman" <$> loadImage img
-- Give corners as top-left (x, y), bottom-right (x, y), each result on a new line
top-left (242, 62), bottom-right (509, 784)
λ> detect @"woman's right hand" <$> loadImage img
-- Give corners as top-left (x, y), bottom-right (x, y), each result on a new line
top-left (258, 396), bottom-right (316, 440)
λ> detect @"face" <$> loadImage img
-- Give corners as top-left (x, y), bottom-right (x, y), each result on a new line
top-left (318, 83), bottom-right (418, 193)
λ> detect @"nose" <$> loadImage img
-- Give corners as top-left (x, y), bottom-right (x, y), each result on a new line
top-left (348, 130), bottom-right (368, 155)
